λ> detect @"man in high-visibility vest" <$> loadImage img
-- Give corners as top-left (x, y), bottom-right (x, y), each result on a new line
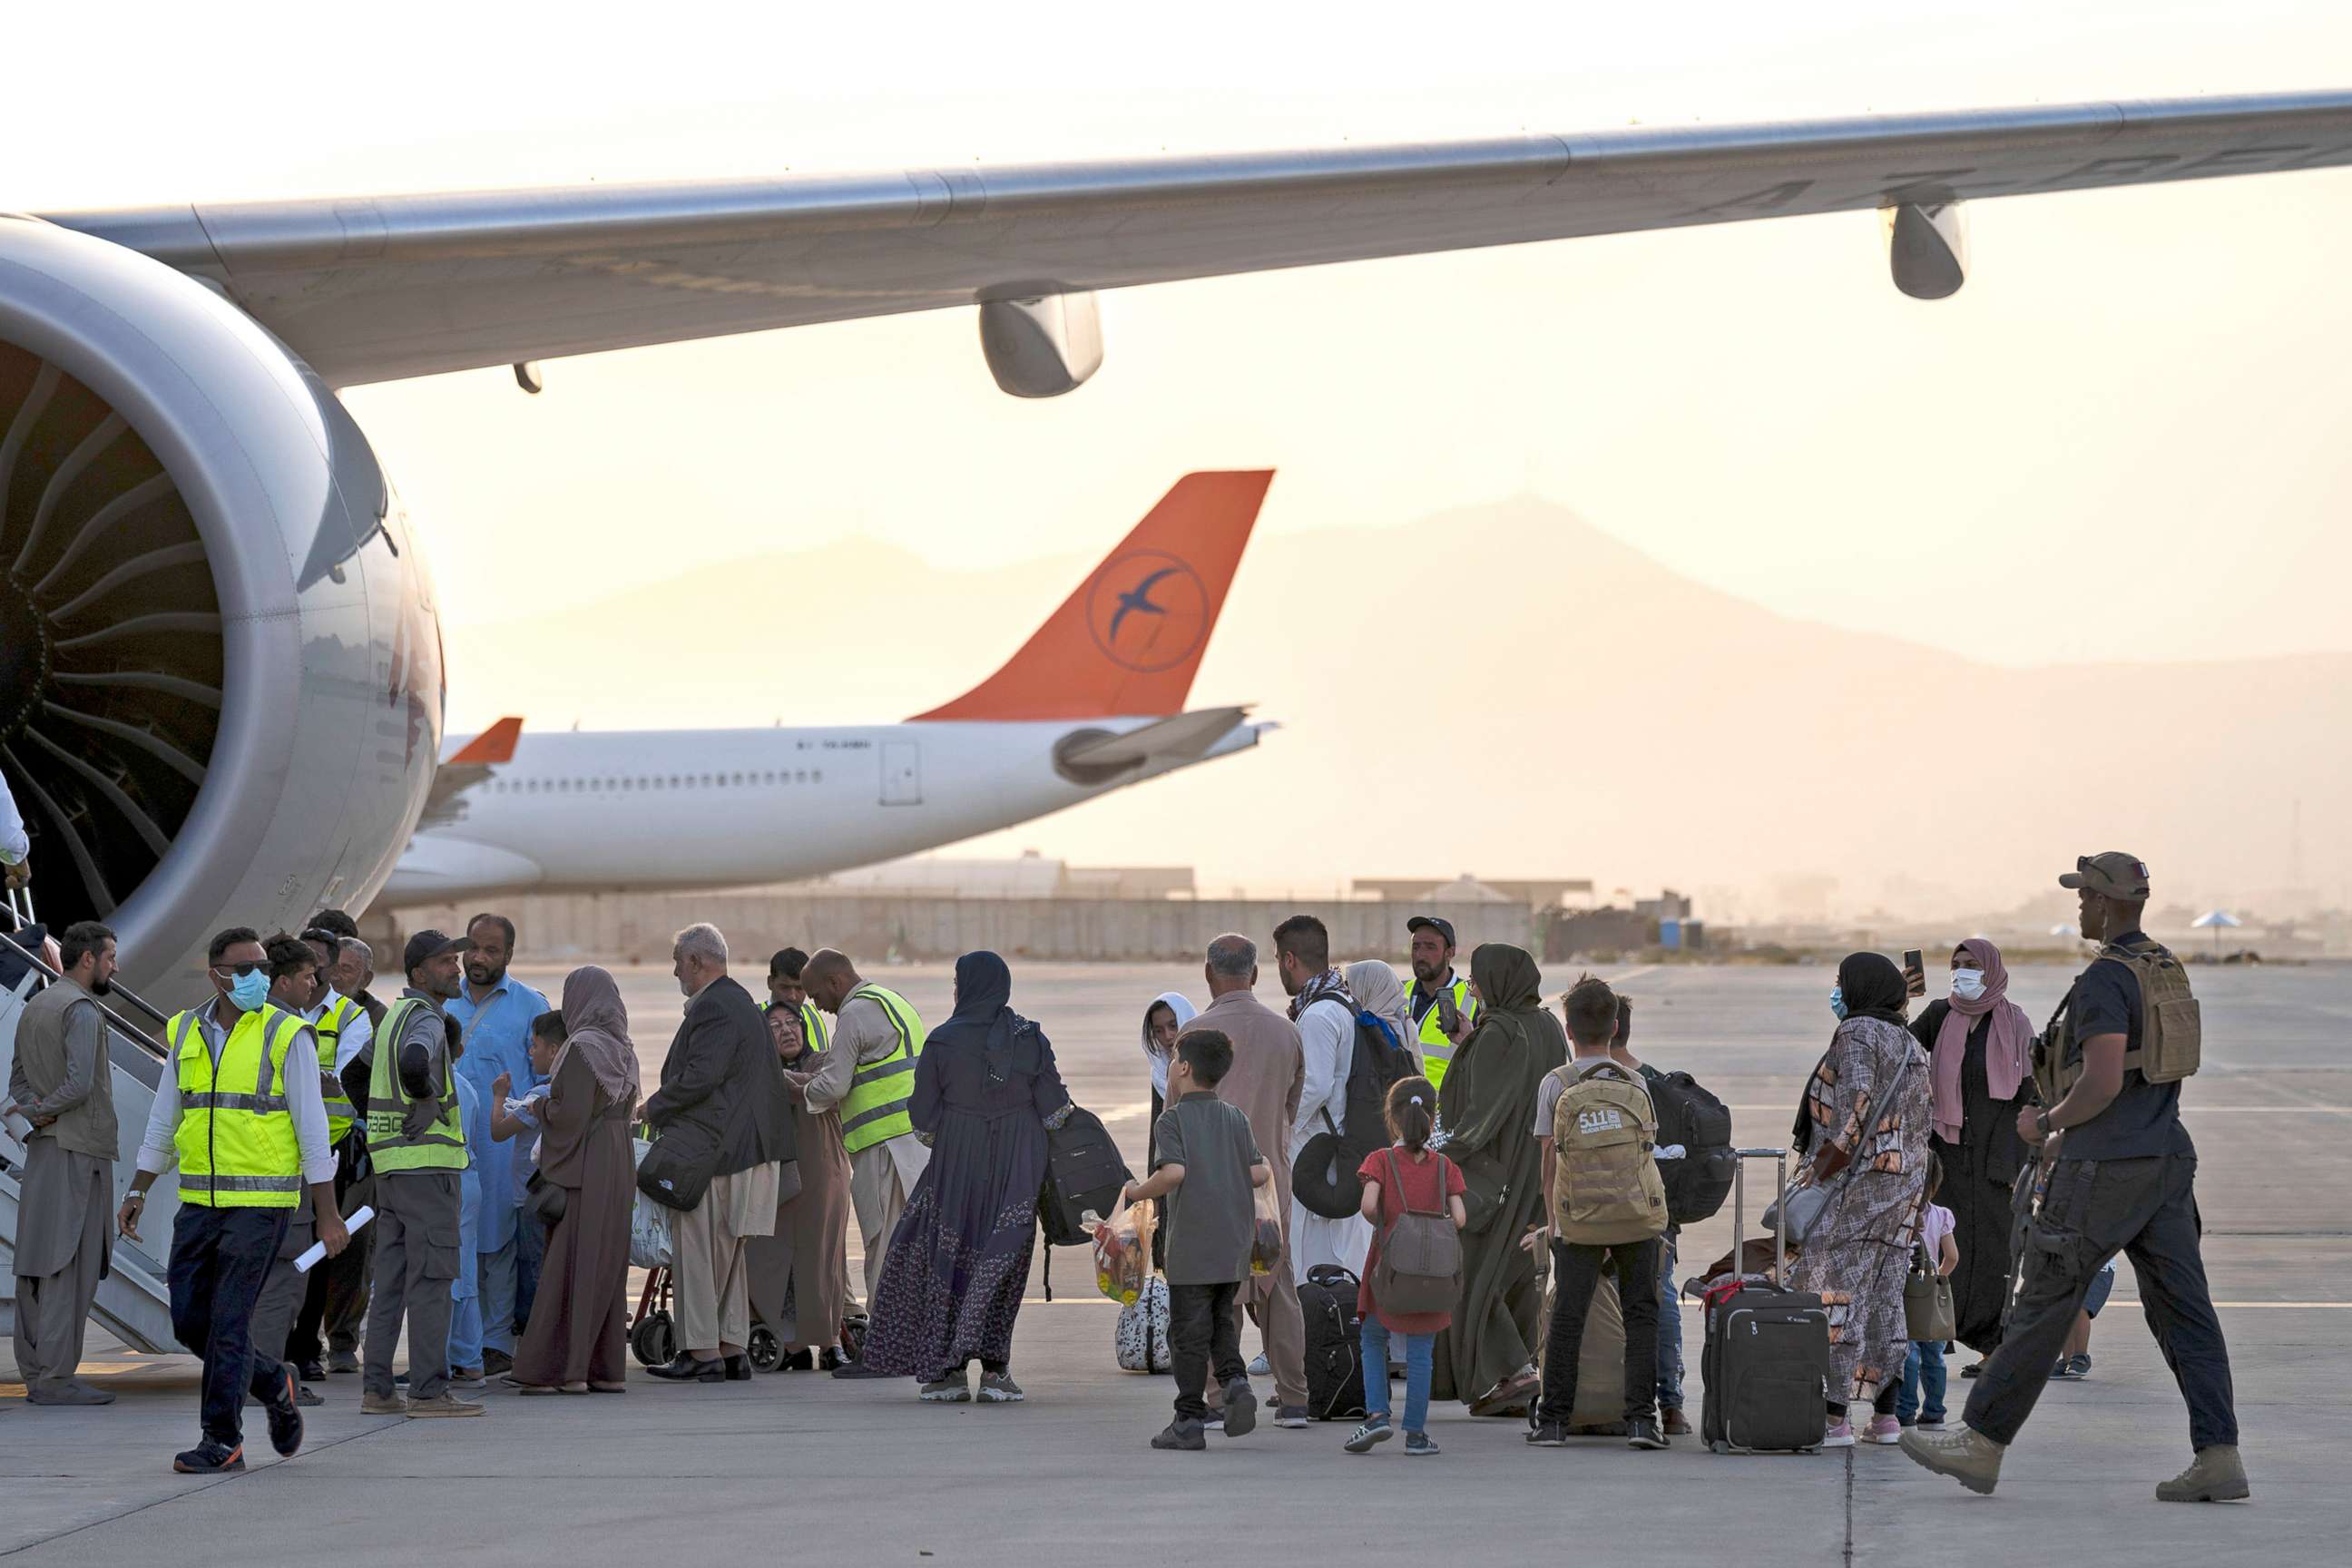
top-left (801, 949), bottom-right (931, 1332)
top-left (1404, 916), bottom-right (1479, 1091)
top-left (119, 928), bottom-right (349, 1474)
top-left (280, 926), bottom-right (368, 1382)
top-left (349, 929), bottom-right (484, 1418)
top-left (247, 935), bottom-right (342, 1411)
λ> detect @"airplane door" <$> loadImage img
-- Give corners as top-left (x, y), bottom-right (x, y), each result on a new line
top-left (881, 741), bottom-right (921, 806)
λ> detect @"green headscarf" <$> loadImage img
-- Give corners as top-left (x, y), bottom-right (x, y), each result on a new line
top-left (1469, 943), bottom-right (1543, 1013)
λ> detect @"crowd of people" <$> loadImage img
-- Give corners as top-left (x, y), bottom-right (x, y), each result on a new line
top-left (1, 849), bottom-right (2248, 1502)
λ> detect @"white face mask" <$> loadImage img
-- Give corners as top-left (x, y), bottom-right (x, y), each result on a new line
top-left (1951, 970), bottom-right (1987, 1003)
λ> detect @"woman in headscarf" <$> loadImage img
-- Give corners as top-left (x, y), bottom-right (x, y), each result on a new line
top-left (1785, 952), bottom-right (1933, 1446)
top-left (862, 951), bottom-right (1072, 1403)
top-left (1141, 992), bottom-right (1195, 1270)
top-left (1908, 939), bottom-right (2037, 1358)
top-left (1345, 960), bottom-right (1414, 1065)
top-left (509, 966), bottom-right (642, 1394)
top-left (747, 1003), bottom-right (857, 1367)
top-left (1430, 944), bottom-right (1567, 1414)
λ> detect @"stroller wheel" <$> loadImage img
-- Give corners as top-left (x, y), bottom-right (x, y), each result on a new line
top-left (632, 1310), bottom-right (676, 1368)
top-left (747, 1326), bottom-right (784, 1373)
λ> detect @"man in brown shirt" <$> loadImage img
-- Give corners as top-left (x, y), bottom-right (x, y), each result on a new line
top-left (1186, 934), bottom-right (1308, 1424)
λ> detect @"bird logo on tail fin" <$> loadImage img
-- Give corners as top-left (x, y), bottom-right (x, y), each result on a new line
top-left (1087, 552), bottom-right (1209, 673)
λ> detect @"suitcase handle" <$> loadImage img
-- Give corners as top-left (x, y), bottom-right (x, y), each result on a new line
top-left (1730, 1147), bottom-right (1790, 1288)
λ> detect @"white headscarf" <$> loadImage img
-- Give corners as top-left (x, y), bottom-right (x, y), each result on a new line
top-left (1140, 991), bottom-right (1196, 1099)
top-left (1346, 961), bottom-right (1413, 1058)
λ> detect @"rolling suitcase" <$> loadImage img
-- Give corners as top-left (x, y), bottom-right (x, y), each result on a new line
top-left (1700, 1148), bottom-right (1830, 1455)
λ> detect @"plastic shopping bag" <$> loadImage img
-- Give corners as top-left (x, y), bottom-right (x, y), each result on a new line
top-left (1250, 1181), bottom-right (1285, 1277)
top-left (630, 1137), bottom-right (674, 1269)
top-left (1085, 1198), bottom-right (1153, 1306)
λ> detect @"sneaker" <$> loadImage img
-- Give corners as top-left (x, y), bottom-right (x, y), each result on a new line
top-left (1525, 1421), bottom-right (1570, 1447)
top-left (447, 1367), bottom-right (488, 1391)
top-left (26, 1380), bottom-right (116, 1406)
top-left (1247, 1352), bottom-right (1270, 1377)
top-left (1867, 1415), bottom-right (1905, 1445)
top-left (1822, 1420), bottom-right (1857, 1448)
top-left (172, 1440), bottom-right (245, 1475)
top-left (405, 1392), bottom-right (485, 1418)
top-left (2066, 1353), bottom-right (2093, 1379)
top-left (976, 1372), bottom-right (1024, 1404)
top-left (1202, 1414), bottom-right (1224, 1433)
top-left (919, 1375), bottom-right (972, 1403)
top-left (1661, 1406), bottom-right (1692, 1437)
top-left (327, 1349), bottom-right (360, 1375)
top-left (1899, 1423), bottom-right (2006, 1495)
top-left (1151, 1419), bottom-right (1207, 1451)
top-left (261, 1367), bottom-right (304, 1457)
top-left (2156, 1445), bottom-right (2249, 1503)
top-left (1403, 1431), bottom-right (1440, 1457)
top-left (359, 1391), bottom-right (409, 1416)
top-left (1220, 1378), bottom-right (1257, 1437)
top-left (1918, 1417), bottom-right (1946, 1431)
top-left (297, 1359), bottom-right (327, 1383)
top-left (2051, 1357), bottom-right (2079, 1380)
top-left (1344, 1418), bottom-right (1394, 1454)
top-left (1628, 1416), bottom-right (1668, 1450)
top-left (482, 1349), bottom-right (514, 1377)
top-left (1273, 1405), bottom-right (1310, 1429)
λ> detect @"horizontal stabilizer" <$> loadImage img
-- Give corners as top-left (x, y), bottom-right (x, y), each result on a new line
top-left (1057, 707), bottom-right (1255, 769)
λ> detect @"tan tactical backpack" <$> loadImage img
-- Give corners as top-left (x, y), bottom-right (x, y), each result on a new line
top-left (2035, 937), bottom-right (2202, 1102)
top-left (1550, 1061), bottom-right (1669, 1244)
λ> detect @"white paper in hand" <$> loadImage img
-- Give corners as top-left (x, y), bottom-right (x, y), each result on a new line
top-left (294, 1204), bottom-right (374, 1273)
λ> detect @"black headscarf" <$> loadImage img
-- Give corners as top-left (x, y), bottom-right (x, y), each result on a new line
top-left (947, 949), bottom-right (1024, 1084)
top-left (1836, 952), bottom-right (1910, 1027)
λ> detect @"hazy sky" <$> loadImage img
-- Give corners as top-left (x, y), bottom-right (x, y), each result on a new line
top-left (18, 3), bottom-right (2352, 677)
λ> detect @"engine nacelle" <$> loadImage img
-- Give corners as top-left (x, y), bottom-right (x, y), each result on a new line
top-left (0, 218), bottom-right (441, 1002)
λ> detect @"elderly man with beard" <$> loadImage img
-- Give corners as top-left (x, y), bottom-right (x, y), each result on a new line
top-left (443, 913), bottom-right (549, 1377)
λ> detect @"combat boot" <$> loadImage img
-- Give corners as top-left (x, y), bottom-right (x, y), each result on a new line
top-left (1898, 1423), bottom-right (2006, 1494)
top-left (2156, 1446), bottom-right (2249, 1502)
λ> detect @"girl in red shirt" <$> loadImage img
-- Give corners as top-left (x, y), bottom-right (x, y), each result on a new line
top-left (1346, 1076), bottom-right (1467, 1456)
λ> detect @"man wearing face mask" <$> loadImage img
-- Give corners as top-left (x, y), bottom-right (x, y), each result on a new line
top-left (244, 934), bottom-right (340, 1412)
top-left (6, 921), bottom-right (122, 1407)
top-left (1904, 853), bottom-right (2243, 1504)
top-left (348, 929), bottom-right (485, 1417)
top-left (122, 928), bottom-right (349, 1473)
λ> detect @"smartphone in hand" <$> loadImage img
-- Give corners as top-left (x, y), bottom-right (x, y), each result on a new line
top-left (1902, 948), bottom-right (1927, 998)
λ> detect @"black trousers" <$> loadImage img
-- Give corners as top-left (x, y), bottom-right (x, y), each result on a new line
top-left (289, 1152), bottom-right (372, 1363)
top-left (1539, 1238), bottom-right (1661, 1426)
top-left (1169, 1280), bottom-right (1246, 1421)
top-left (167, 1203), bottom-right (292, 1447)
top-left (1965, 1152), bottom-right (2238, 1451)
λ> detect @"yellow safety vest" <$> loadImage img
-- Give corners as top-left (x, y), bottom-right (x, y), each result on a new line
top-left (313, 993), bottom-right (360, 1142)
top-left (165, 1004), bottom-right (305, 1209)
top-left (1407, 975), bottom-right (1478, 1091)
top-left (365, 998), bottom-right (469, 1174)
top-left (839, 984), bottom-right (925, 1155)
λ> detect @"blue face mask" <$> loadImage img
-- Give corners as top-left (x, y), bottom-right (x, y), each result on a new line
top-left (228, 968), bottom-right (270, 1012)
top-left (1829, 985), bottom-right (1848, 1022)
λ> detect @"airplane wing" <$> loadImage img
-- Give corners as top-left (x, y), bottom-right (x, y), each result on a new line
top-left (44, 91), bottom-right (2352, 387)
top-left (416, 716), bottom-right (521, 830)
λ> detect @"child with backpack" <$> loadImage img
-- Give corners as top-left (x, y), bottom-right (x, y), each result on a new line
top-left (1344, 1076), bottom-right (1466, 1456)
top-left (1122, 1029), bottom-right (1272, 1452)
top-left (1898, 1152), bottom-right (1960, 1427)
top-left (1527, 975), bottom-right (1671, 1450)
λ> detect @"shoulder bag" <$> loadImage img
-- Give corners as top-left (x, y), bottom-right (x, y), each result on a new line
top-left (1764, 1042), bottom-right (1916, 1247)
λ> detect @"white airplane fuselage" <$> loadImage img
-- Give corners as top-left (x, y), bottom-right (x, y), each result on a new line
top-left (381, 716), bottom-right (1260, 905)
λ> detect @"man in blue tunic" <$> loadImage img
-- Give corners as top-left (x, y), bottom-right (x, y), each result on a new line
top-left (442, 913), bottom-right (548, 1375)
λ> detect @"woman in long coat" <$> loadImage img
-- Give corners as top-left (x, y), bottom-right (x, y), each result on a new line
top-left (747, 1004), bottom-right (855, 1361)
top-left (510, 966), bottom-right (641, 1393)
top-left (1430, 944), bottom-right (1566, 1413)
top-left (1786, 952), bottom-right (1934, 1446)
top-left (862, 951), bottom-right (1071, 1404)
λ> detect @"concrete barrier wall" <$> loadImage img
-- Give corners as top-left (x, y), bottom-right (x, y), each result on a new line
top-left (394, 893), bottom-right (1534, 965)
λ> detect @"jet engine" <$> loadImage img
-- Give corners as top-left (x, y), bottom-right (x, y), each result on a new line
top-left (0, 218), bottom-right (441, 1001)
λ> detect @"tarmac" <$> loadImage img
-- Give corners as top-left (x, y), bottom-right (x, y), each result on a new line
top-left (3, 957), bottom-right (2342, 1564)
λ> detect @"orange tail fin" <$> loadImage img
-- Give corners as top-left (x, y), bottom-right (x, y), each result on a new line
top-left (910, 470), bottom-right (1271, 721)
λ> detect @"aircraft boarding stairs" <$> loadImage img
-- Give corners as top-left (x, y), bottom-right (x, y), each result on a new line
top-left (0, 917), bottom-right (187, 1355)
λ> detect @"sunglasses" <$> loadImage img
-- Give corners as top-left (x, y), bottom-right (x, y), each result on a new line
top-left (211, 961), bottom-right (262, 977)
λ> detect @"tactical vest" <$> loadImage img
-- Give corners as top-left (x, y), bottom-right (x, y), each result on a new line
top-left (1408, 975), bottom-right (1477, 1090)
top-left (365, 997), bottom-right (469, 1174)
top-left (839, 984), bottom-right (925, 1155)
top-left (313, 992), bottom-right (360, 1142)
top-left (165, 1004), bottom-right (305, 1209)
top-left (2034, 937), bottom-right (2203, 1106)
top-left (1550, 1060), bottom-right (1669, 1245)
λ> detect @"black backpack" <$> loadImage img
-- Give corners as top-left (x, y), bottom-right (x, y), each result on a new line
top-left (1647, 1070), bottom-right (1736, 1225)
top-left (1295, 1014), bottom-right (1421, 1220)
top-left (1299, 1265), bottom-right (1367, 1421)
top-left (1038, 1103), bottom-right (1132, 1248)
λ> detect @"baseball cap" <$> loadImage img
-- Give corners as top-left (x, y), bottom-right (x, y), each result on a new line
top-left (402, 929), bottom-right (472, 975)
top-left (1406, 915), bottom-right (1457, 947)
top-left (2058, 852), bottom-right (2151, 900)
